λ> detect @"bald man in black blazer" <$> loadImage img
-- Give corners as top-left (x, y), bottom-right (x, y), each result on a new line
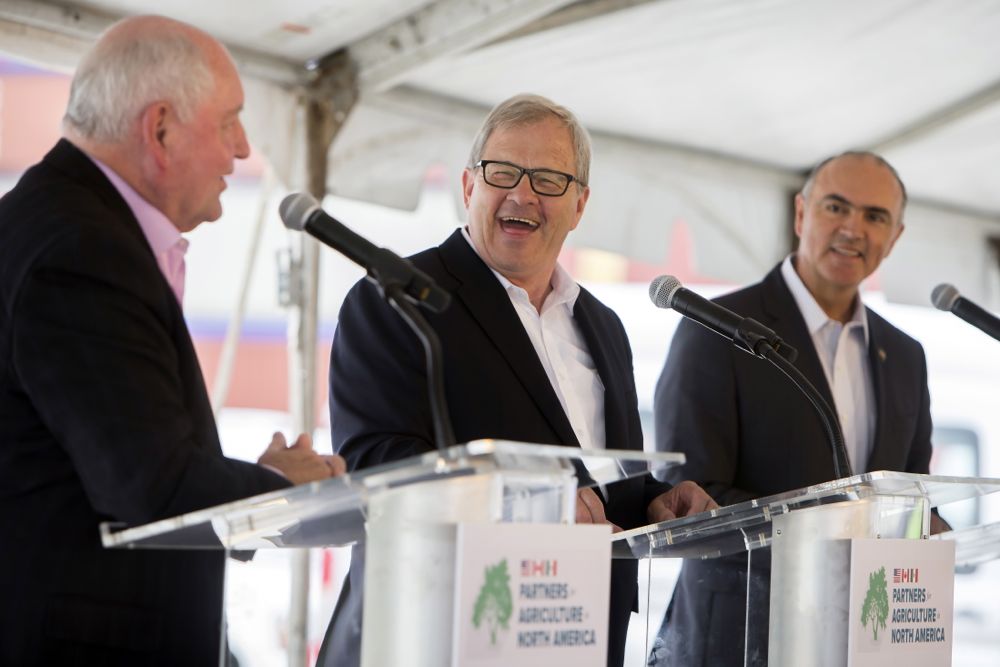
top-left (651, 152), bottom-right (936, 667)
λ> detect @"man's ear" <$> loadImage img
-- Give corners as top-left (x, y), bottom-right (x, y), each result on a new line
top-left (793, 192), bottom-right (806, 239)
top-left (139, 102), bottom-right (171, 168)
top-left (569, 185), bottom-right (590, 232)
top-left (883, 221), bottom-right (905, 260)
top-left (461, 168), bottom-right (474, 209)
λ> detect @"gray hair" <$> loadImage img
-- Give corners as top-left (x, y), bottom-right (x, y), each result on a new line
top-left (63, 21), bottom-right (215, 142)
top-left (801, 150), bottom-right (908, 216)
top-left (467, 93), bottom-right (592, 187)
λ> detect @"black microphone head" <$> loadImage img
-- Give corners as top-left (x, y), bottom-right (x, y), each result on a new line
top-left (931, 283), bottom-right (960, 312)
top-left (279, 192), bottom-right (320, 232)
top-left (649, 275), bottom-right (683, 309)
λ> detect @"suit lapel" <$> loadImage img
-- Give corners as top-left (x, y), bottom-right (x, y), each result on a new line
top-left (574, 293), bottom-right (628, 451)
top-left (45, 140), bottom-right (221, 454)
top-left (864, 315), bottom-right (889, 472)
top-left (758, 265), bottom-right (836, 409)
top-left (44, 140), bottom-right (150, 249)
top-left (438, 231), bottom-right (580, 447)
top-left (44, 141), bottom-right (176, 307)
top-left (761, 264), bottom-right (900, 474)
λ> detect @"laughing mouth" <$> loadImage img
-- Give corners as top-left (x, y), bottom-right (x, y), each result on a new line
top-left (499, 216), bottom-right (540, 231)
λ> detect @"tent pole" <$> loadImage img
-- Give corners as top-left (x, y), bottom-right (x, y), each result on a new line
top-left (211, 165), bottom-right (277, 416)
top-left (285, 50), bottom-right (358, 667)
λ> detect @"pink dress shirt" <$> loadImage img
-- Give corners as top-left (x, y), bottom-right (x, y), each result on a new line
top-left (89, 156), bottom-right (188, 305)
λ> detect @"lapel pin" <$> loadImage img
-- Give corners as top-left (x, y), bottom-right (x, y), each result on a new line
top-left (877, 348), bottom-right (887, 362)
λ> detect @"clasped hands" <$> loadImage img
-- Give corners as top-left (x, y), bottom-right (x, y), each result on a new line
top-left (575, 480), bottom-right (719, 532)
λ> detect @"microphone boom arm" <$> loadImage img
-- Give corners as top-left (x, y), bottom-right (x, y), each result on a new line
top-left (384, 285), bottom-right (456, 454)
top-left (758, 341), bottom-right (852, 480)
top-left (650, 274), bottom-right (847, 480)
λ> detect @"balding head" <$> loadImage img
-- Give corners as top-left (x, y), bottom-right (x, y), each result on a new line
top-left (63, 15), bottom-right (250, 233)
top-left (64, 15), bottom-right (226, 143)
top-left (801, 151), bottom-right (907, 222)
top-left (792, 151), bottom-right (907, 321)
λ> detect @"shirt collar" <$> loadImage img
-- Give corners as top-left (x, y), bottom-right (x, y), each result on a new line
top-left (461, 226), bottom-right (580, 311)
top-left (88, 154), bottom-right (184, 256)
top-left (781, 254), bottom-right (869, 343)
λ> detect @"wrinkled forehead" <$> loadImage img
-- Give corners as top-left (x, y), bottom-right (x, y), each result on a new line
top-left (813, 156), bottom-right (905, 217)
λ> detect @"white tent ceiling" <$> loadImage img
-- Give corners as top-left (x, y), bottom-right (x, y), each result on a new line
top-left (1, 0), bottom-right (998, 308)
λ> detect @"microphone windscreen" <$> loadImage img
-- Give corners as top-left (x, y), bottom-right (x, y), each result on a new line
top-left (649, 275), bottom-right (682, 309)
top-left (279, 192), bottom-right (320, 231)
top-left (931, 283), bottom-right (960, 312)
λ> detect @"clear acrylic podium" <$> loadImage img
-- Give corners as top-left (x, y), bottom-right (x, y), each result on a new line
top-left (616, 471), bottom-right (1000, 667)
top-left (101, 439), bottom-right (684, 666)
top-left (933, 519), bottom-right (1000, 567)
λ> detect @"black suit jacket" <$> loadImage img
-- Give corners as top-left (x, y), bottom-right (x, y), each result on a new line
top-left (650, 262), bottom-right (933, 666)
top-left (0, 140), bottom-right (289, 665)
top-left (323, 229), bottom-right (669, 667)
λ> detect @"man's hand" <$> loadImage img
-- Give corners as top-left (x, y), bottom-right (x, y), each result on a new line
top-left (930, 512), bottom-right (952, 535)
top-left (257, 432), bottom-right (346, 485)
top-left (646, 480), bottom-right (719, 524)
top-left (576, 487), bottom-right (622, 533)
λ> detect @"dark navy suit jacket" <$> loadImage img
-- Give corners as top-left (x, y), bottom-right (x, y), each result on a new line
top-left (0, 140), bottom-right (288, 665)
top-left (324, 229), bottom-right (670, 667)
top-left (651, 262), bottom-right (932, 666)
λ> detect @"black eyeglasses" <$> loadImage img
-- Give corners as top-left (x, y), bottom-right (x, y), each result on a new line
top-left (475, 160), bottom-right (584, 197)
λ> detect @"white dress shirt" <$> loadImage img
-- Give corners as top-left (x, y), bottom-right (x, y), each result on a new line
top-left (462, 228), bottom-right (606, 451)
top-left (781, 256), bottom-right (875, 472)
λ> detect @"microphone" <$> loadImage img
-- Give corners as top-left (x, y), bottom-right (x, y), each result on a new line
top-left (279, 192), bottom-right (451, 313)
top-left (931, 283), bottom-right (1000, 342)
top-left (649, 275), bottom-right (797, 361)
top-left (650, 275), bottom-right (852, 479)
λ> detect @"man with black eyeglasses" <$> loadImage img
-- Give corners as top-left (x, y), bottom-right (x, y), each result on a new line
top-left (320, 93), bottom-right (716, 667)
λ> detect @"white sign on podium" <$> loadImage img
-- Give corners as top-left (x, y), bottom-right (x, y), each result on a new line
top-left (452, 522), bottom-right (611, 667)
top-left (848, 538), bottom-right (955, 667)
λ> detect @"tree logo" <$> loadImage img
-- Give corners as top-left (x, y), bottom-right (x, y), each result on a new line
top-left (861, 566), bottom-right (889, 641)
top-left (472, 559), bottom-right (513, 645)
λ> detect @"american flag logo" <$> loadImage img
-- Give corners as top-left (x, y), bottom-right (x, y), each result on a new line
top-left (893, 567), bottom-right (919, 583)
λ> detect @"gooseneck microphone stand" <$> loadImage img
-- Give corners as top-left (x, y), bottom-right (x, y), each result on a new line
top-left (736, 323), bottom-right (853, 480)
top-left (381, 284), bottom-right (456, 454)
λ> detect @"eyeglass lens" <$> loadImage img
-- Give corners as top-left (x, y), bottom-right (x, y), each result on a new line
top-left (483, 161), bottom-right (570, 196)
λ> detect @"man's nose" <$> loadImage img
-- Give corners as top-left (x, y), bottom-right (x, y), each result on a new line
top-left (233, 121), bottom-right (251, 160)
top-left (506, 172), bottom-right (540, 204)
top-left (839, 207), bottom-right (864, 236)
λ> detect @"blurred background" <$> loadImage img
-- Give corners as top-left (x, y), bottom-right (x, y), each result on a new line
top-left (2, 1), bottom-right (999, 664)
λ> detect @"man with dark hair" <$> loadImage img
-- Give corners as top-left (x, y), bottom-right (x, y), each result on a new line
top-left (650, 151), bottom-right (943, 666)
top-left (322, 93), bottom-right (716, 667)
top-left (0, 15), bottom-right (343, 665)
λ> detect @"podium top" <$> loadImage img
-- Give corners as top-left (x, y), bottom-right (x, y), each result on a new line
top-left (100, 439), bottom-right (684, 551)
top-left (613, 470), bottom-right (1000, 560)
top-left (933, 520), bottom-right (1000, 567)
